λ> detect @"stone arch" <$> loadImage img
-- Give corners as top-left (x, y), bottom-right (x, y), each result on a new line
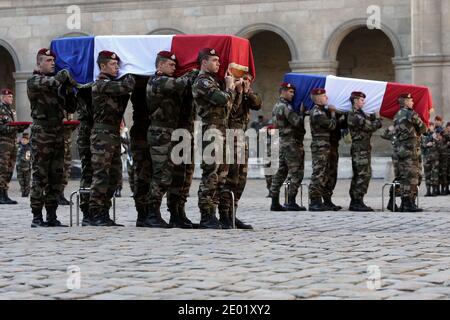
top-left (56, 31), bottom-right (91, 38)
top-left (324, 18), bottom-right (403, 60)
top-left (147, 28), bottom-right (185, 35)
top-left (236, 23), bottom-right (298, 61)
top-left (0, 39), bottom-right (20, 70)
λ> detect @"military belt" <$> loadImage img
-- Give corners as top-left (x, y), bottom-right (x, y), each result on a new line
top-left (202, 118), bottom-right (228, 126)
top-left (93, 123), bottom-right (119, 132)
top-left (33, 119), bottom-right (63, 127)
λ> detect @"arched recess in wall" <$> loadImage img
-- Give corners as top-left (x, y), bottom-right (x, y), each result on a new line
top-left (0, 39), bottom-right (20, 93)
top-left (147, 28), bottom-right (185, 35)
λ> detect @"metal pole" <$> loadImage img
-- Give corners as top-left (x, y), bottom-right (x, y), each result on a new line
top-left (76, 194), bottom-right (80, 226)
top-left (113, 196), bottom-right (116, 222)
top-left (230, 191), bottom-right (235, 229)
top-left (393, 183), bottom-right (396, 212)
top-left (69, 190), bottom-right (77, 227)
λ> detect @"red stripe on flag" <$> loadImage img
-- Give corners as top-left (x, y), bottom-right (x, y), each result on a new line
top-left (380, 82), bottom-right (433, 125)
top-left (170, 34), bottom-right (256, 79)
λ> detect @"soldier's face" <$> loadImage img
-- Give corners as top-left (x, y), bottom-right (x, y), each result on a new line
top-left (39, 56), bottom-right (55, 74)
top-left (101, 59), bottom-right (120, 77)
top-left (315, 94), bottom-right (328, 105)
top-left (404, 98), bottom-right (414, 109)
top-left (205, 56), bottom-right (220, 73)
top-left (354, 97), bottom-right (365, 109)
top-left (1, 94), bottom-right (13, 105)
top-left (159, 60), bottom-right (176, 76)
top-left (435, 120), bottom-right (442, 127)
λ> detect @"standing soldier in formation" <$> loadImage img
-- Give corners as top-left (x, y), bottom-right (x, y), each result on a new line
top-left (393, 93), bottom-right (426, 212)
top-left (421, 122), bottom-right (440, 196)
top-left (192, 48), bottom-right (235, 229)
top-left (269, 82), bottom-right (306, 212)
top-left (347, 91), bottom-right (382, 211)
top-left (442, 123), bottom-right (450, 194)
top-left (381, 125), bottom-right (400, 211)
top-left (58, 112), bottom-right (77, 205)
top-left (434, 116), bottom-right (448, 195)
top-left (16, 132), bottom-right (32, 197)
top-left (129, 76), bottom-right (152, 227)
top-left (27, 48), bottom-right (77, 227)
top-left (263, 123), bottom-right (276, 197)
top-left (89, 50), bottom-right (135, 226)
top-left (219, 73), bottom-right (261, 229)
top-left (308, 88), bottom-right (337, 211)
top-left (146, 51), bottom-right (198, 228)
top-left (0, 88), bottom-right (21, 205)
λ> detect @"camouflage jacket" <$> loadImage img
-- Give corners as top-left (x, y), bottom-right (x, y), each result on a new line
top-left (347, 108), bottom-right (382, 147)
top-left (192, 70), bottom-right (235, 127)
top-left (76, 86), bottom-right (94, 126)
top-left (27, 70), bottom-right (76, 125)
top-left (309, 104), bottom-right (337, 141)
top-left (16, 141), bottom-right (31, 163)
top-left (421, 131), bottom-right (439, 157)
top-left (393, 106), bottom-right (426, 146)
top-left (91, 73), bottom-right (135, 131)
top-left (441, 130), bottom-right (450, 155)
top-left (229, 90), bottom-right (262, 130)
top-left (0, 102), bottom-right (17, 137)
top-left (130, 84), bottom-right (150, 140)
top-left (272, 97), bottom-right (305, 142)
top-left (146, 70), bottom-right (197, 129)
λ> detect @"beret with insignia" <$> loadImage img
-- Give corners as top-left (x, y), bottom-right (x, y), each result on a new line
top-left (311, 88), bottom-right (326, 96)
top-left (351, 91), bottom-right (366, 99)
top-left (280, 82), bottom-right (295, 90)
top-left (157, 51), bottom-right (177, 63)
top-left (37, 48), bottom-right (56, 59)
top-left (98, 50), bottom-right (120, 62)
top-left (1, 88), bottom-right (14, 96)
top-left (399, 93), bottom-right (413, 99)
top-left (197, 48), bottom-right (219, 63)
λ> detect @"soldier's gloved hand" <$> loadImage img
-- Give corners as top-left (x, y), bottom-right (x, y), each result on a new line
top-left (369, 113), bottom-right (376, 121)
top-left (55, 69), bottom-right (70, 83)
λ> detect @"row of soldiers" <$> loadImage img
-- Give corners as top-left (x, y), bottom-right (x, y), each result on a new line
top-left (268, 83), bottom-right (428, 213)
top-left (23, 47), bottom-right (260, 229)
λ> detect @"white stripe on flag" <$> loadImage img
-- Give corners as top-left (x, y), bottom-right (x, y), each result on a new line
top-left (324, 75), bottom-right (388, 114)
top-left (93, 35), bottom-right (174, 79)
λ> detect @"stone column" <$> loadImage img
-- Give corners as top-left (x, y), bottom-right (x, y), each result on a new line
top-left (13, 71), bottom-right (32, 121)
top-left (289, 60), bottom-right (339, 75)
top-left (410, 0), bottom-right (448, 118)
top-left (392, 57), bottom-right (412, 84)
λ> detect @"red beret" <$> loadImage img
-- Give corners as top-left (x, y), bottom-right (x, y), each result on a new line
top-left (435, 115), bottom-right (443, 121)
top-left (351, 91), bottom-right (366, 99)
top-left (98, 50), bottom-right (120, 62)
top-left (399, 93), bottom-right (413, 99)
top-left (37, 48), bottom-right (56, 59)
top-left (198, 48), bottom-right (219, 62)
top-left (280, 82), bottom-right (295, 90)
top-left (311, 88), bottom-right (326, 96)
top-left (157, 50), bottom-right (177, 63)
top-left (1, 88), bottom-right (13, 95)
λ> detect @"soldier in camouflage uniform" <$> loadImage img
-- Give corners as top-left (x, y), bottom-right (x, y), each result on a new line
top-left (434, 116), bottom-right (448, 195)
top-left (0, 88), bottom-right (22, 205)
top-left (308, 88), bottom-right (338, 211)
top-left (442, 123), bottom-right (450, 195)
top-left (146, 51), bottom-right (198, 228)
top-left (393, 93), bottom-right (426, 212)
top-left (192, 48), bottom-right (236, 229)
top-left (58, 112), bottom-right (77, 205)
top-left (421, 122), bottom-right (440, 196)
top-left (27, 48), bottom-right (77, 227)
top-left (89, 50), bottom-right (135, 226)
top-left (269, 82), bottom-right (306, 212)
top-left (381, 125), bottom-right (401, 211)
top-left (16, 132), bottom-right (32, 197)
top-left (347, 91), bottom-right (382, 211)
top-left (218, 73), bottom-right (261, 229)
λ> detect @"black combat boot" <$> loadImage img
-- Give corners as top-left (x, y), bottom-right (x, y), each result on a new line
top-left (400, 197), bottom-right (423, 212)
top-left (219, 207), bottom-right (233, 229)
top-left (432, 185), bottom-right (440, 196)
top-left (349, 198), bottom-right (364, 211)
top-left (199, 208), bottom-right (222, 229)
top-left (270, 194), bottom-right (286, 211)
top-left (178, 202), bottom-right (197, 228)
top-left (309, 197), bottom-right (327, 211)
top-left (45, 207), bottom-right (68, 227)
top-left (235, 217), bottom-right (253, 230)
top-left (446, 185), bottom-right (450, 195)
top-left (114, 187), bottom-right (122, 198)
top-left (80, 203), bottom-right (93, 226)
top-left (135, 206), bottom-right (149, 227)
top-left (21, 190), bottom-right (29, 198)
top-left (323, 197), bottom-right (342, 211)
top-left (31, 208), bottom-right (48, 228)
top-left (387, 187), bottom-right (399, 212)
top-left (425, 185), bottom-right (432, 197)
top-left (0, 189), bottom-right (18, 205)
top-left (351, 199), bottom-right (374, 212)
top-left (169, 202), bottom-right (193, 229)
top-left (91, 209), bottom-right (124, 227)
top-left (142, 205), bottom-right (170, 228)
top-left (283, 195), bottom-right (306, 211)
top-left (440, 184), bottom-right (446, 195)
top-left (57, 192), bottom-right (70, 205)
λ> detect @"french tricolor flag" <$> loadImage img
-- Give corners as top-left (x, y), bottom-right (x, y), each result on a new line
top-left (50, 35), bottom-right (255, 85)
top-left (284, 73), bottom-right (433, 124)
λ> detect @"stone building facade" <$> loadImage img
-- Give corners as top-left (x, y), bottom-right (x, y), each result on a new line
top-left (0, 0), bottom-right (449, 156)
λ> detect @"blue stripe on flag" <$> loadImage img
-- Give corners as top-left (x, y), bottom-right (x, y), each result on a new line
top-left (283, 73), bottom-right (327, 111)
top-left (51, 36), bottom-right (95, 84)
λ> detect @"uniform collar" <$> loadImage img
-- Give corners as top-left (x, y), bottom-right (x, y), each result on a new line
top-left (98, 72), bottom-right (115, 80)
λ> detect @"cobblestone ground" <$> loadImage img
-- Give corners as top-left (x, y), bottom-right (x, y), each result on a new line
top-left (1, 178), bottom-right (449, 300)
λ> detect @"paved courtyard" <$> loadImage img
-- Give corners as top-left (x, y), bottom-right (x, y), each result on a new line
top-left (0, 178), bottom-right (450, 300)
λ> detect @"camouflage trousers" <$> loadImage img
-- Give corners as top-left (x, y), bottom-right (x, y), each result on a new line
top-left (16, 160), bottom-right (31, 195)
top-left (219, 134), bottom-right (250, 215)
top-left (148, 126), bottom-right (176, 208)
top-left (439, 151), bottom-right (448, 185)
top-left (324, 141), bottom-right (339, 198)
top-left (309, 139), bottom-right (331, 199)
top-left (115, 155), bottom-right (134, 193)
top-left (0, 137), bottom-right (17, 191)
top-left (423, 154), bottom-right (439, 186)
top-left (77, 123), bottom-right (93, 211)
top-left (30, 125), bottom-right (64, 210)
top-left (398, 152), bottom-right (420, 199)
top-left (89, 129), bottom-right (122, 213)
top-left (270, 139), bottom-right (304, 198)
top-left (198, 124), bottom-right (229, 214)
top-left (167, 131), bottom-right (195, 207)
top-left (130, 138), bottom-right (151, 209)
top-left (349, 147), bottom-right (372, 200)
top-left (61, 127), bottom-right (73, 191)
